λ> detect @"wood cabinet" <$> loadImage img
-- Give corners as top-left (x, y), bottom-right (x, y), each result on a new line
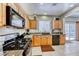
top-left (76, 21), bottom-right (79, 41)
top-left (8, 3), bottom-right (23, 19)
top-left (0, 3), bottom-right (7, 27)
top-left (2, 4), bottom-right (7, 26)
top-left (53, 19), bottom-right (63, 29)
top-left (60, 34), bottom-right (65, 45)
top-left (0, 3), bottom-right (3, 26)
top-left (32, 35), bottom-right (52, 47)
top-left (29, 20), bottom-right (37, 29)
top-left (32, 34), bottom-right (65, 47)
top-left (8, 3), bottom-right (19, 13)
top-left (53, 20), bottom-right (59, 29)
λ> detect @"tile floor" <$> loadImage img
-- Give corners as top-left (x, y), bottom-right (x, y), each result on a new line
top-left (32, 41), bottom-right (79, 56)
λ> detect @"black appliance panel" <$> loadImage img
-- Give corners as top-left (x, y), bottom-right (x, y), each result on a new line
top-left (52, 35), bottom-right (60, 45)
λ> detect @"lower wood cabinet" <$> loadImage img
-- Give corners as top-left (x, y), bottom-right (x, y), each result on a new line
top-left (60, 34), bottom-right (65, 45)
top-left (33, 36), bottom-right (41, 46)
top-left (32, 34), bottom-right (65, 47)
top-left (32, 35), bottom-right (52, 47)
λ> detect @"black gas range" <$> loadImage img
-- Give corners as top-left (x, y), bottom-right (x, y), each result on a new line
top-left (3, 33), bottom-right (32, 56)
top-left (52, 34), bottom-right (60, 45)
top-left (52, 29), bottom-right (62, 45)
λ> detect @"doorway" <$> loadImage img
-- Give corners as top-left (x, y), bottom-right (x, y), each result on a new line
top-left (65, 21), bottom-right (76, 41)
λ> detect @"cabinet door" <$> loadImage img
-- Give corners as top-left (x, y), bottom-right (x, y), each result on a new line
top-left (41, 35), bottom-right (52, 45)
top-left (32, 36), bottom-right (40, 47)
top-left (47, 36), bottom-right (52, 45)
top-left (53, 20), bottom-right (59, 29)
top-left (76, 22), bottom-right (79, 41)
top-left (0, 4), bottom-right (3, 26)
top-left (60, 35), bottom-right (65, 45)
top-left (29, 20), bottom-right (37, 29)
top-left (14, 4), bottom-right (19, 13)
top-left (35, 36), bottom-right (40, 46)
top-left (32, 36), bottom-right (34, 47)
top-left (41, 36), bottom-right (47, 45)
top-left (8, 4), bottom-right (19, 13)
top-left (59, 20), bottom-right (63, 29)
top-left (0, 3), bottom-right (7, 27)
top-left (2, 3), bottom-right (7, 26)
top-left (53, 19), bottom-right (62, 29)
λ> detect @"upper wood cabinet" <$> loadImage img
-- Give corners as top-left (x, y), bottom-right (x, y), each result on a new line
top-left (8, 4), bottom-right (23, 17)
top-left (0, 3), bottom-right (7, 27)
top-left (0, 4), bottom-right (2, 26)
top-left (53, 19), bottom-right (59, 29)
top-left (76, 21), bottom-right (79, 41)
top-left (2, 4), bottom-right (7, 26)
top-left (29, 20), bottom-right (37, 29)
top-left (53, 18), bottom-right (63, 29)
top-left (8, 3), bottom-right (19, 13)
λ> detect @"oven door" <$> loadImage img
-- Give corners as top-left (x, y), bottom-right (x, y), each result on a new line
top-left (52, 35), bottom-right (60, 45)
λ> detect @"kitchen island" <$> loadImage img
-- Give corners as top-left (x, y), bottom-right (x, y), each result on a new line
top-left (32, 34), bottom-right (52, 47)
top-left (32, 33), bottom-right (65, 47)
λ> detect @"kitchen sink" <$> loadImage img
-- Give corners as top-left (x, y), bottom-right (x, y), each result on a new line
top-left (42, 33), bottom-right (50, 35)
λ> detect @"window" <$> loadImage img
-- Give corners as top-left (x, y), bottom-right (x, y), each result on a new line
top-left (38, 20), bottom-right (51, 32)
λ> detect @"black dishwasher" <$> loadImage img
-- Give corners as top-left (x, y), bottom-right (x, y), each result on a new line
top-left (52, 35), bottom-right (60, 45)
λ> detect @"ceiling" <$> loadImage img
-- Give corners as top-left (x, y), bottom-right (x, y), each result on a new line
top-left (19, 3), bottom-right (79, 17)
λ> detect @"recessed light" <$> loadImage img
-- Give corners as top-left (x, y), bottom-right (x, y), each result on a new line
top-left (42, 16), bottom-right (47, 19)
top-left (40, 3), bottom-right (44, 5)
top-left (44, 13), bottom-right (47, 15)
top-left (33, 12), bottom-right (37, 14)
top-left (70, 4), bottom-right (74, 7)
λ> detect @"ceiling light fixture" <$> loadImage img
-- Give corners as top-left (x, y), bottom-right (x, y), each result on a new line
top-left (70, 4), bottom-right (74, 7)
top-left (40, 3), bottom-right (44, 5)
top-left (34, 12), bottom-right (37, 14)
top-left (42, 16), bottom-right (47, 19)
top-left (44, 13), bottom-right (47, 15)
top-left (52, 3), bottom-right (57, 6)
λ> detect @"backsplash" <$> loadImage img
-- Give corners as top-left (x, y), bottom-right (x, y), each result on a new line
top-left (29, 29), bottom-right (39, 33)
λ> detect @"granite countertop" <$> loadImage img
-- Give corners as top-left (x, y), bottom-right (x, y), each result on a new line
top-left (4, 50), bottom-right (24, 56)
top-left (3, 38), bottom-right (32, 56)
top-left (0, 27), bottom-right (26, 36)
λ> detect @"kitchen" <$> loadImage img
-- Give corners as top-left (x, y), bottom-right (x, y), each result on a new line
top-left (0, 3), bottom-right (79, 56)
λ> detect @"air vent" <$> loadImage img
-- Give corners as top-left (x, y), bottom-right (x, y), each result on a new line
top-left (55, 18), bottom-right (60, 20)
top-left (52, 3), bottom-right (57, 6)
